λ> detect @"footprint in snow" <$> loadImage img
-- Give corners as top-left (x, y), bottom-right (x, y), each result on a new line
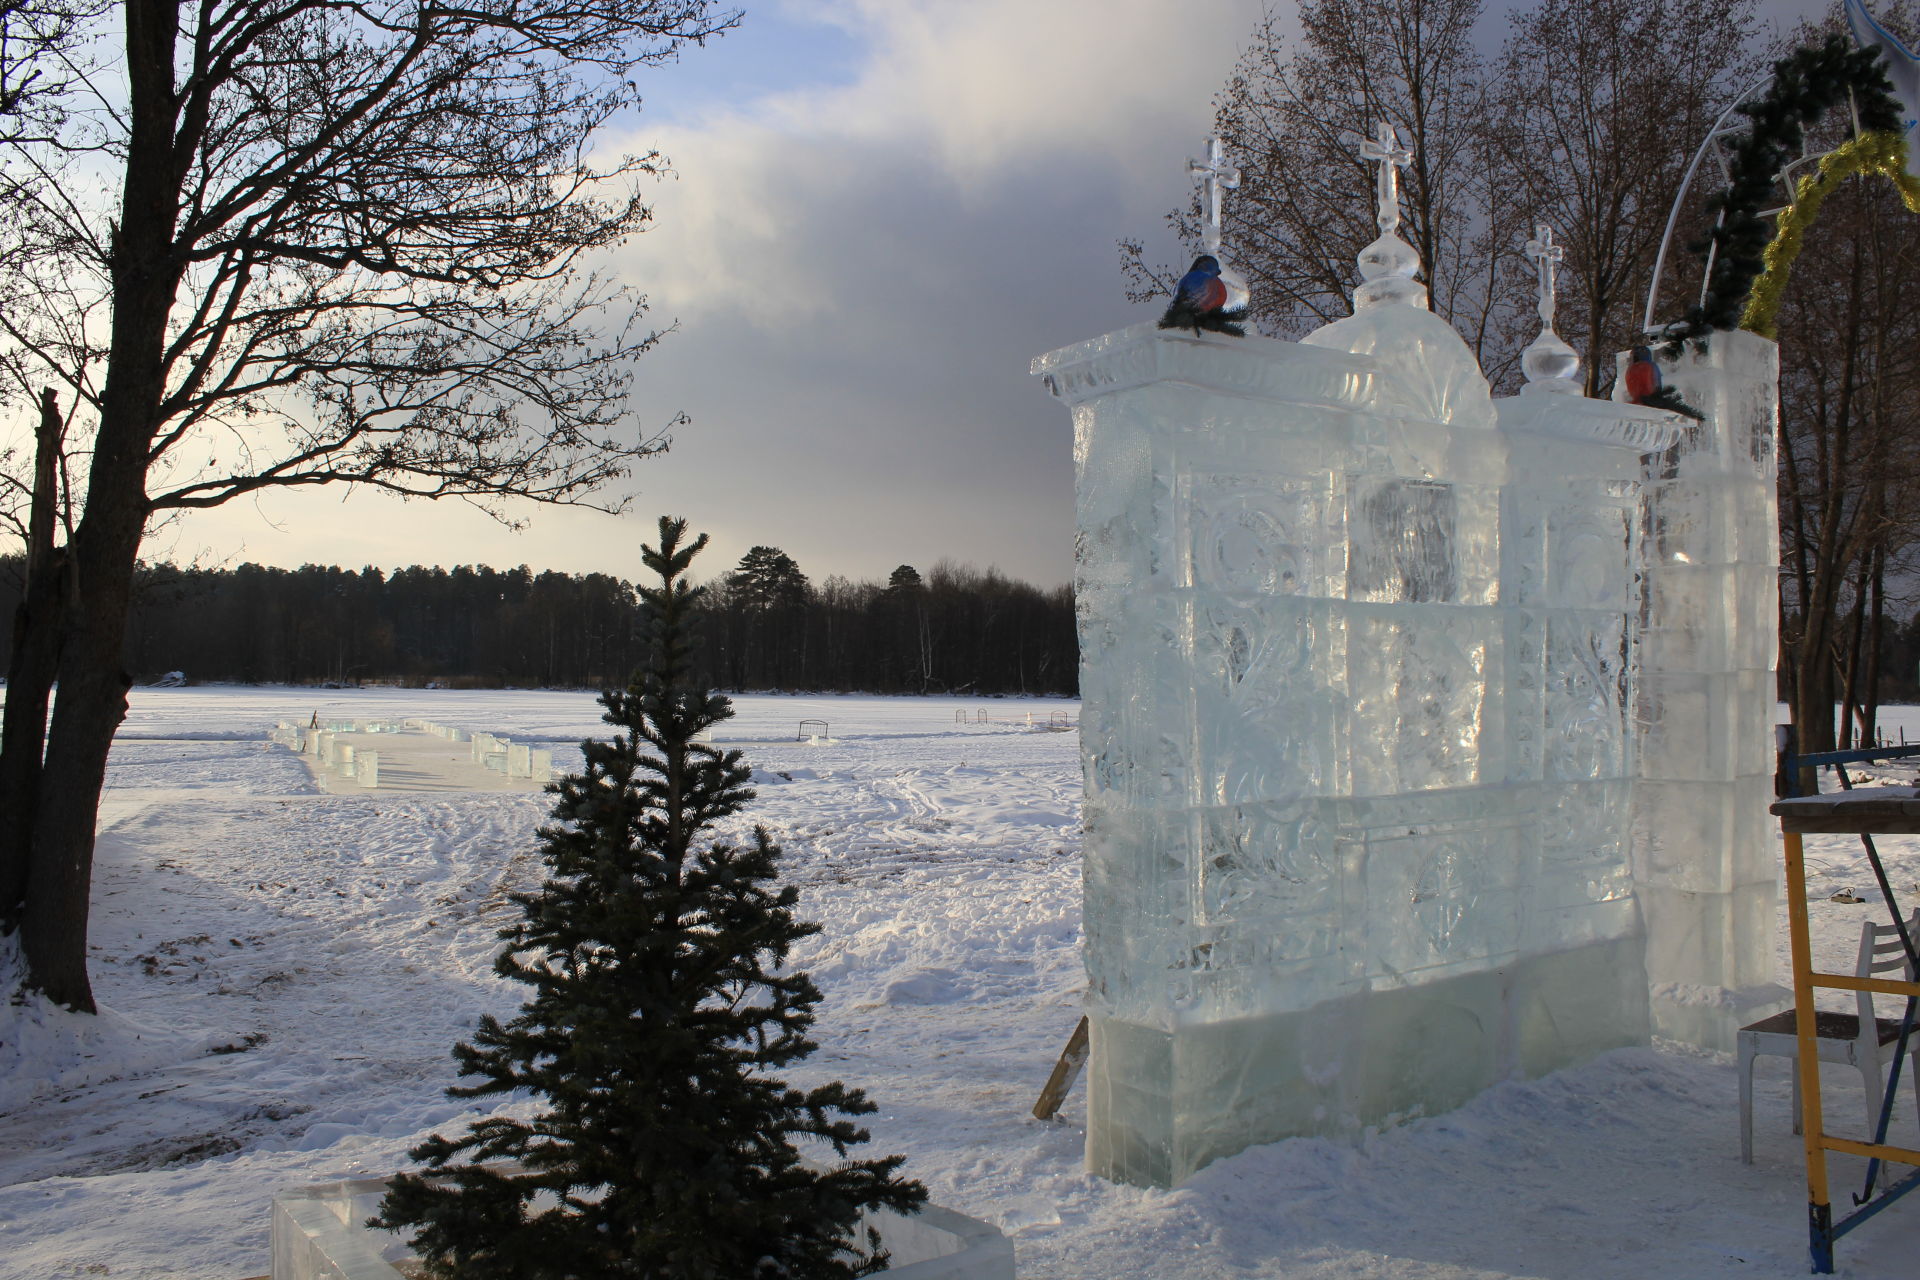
top-left (880, 968), bottom-right (967, 1006)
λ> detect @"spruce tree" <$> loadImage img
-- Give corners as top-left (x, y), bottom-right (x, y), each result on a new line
top-left (374, 517), bottom-right (925, 1278)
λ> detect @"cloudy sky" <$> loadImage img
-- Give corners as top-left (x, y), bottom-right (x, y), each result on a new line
top-left (163, 0), bottom-right (1271, 589)
top-left (165, 0), bottom-right (1834, 590)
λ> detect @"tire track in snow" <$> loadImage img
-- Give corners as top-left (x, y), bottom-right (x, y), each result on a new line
top-left (0, 790), bottom-right (550, 1184)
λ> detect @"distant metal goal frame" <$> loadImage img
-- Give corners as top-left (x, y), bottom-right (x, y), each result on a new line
top-left (953, 707), bottom-right (1077, 731)
top-left (1772, 730), bottom-right (1920, 1272)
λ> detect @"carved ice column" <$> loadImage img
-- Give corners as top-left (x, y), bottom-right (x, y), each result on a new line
top-left (1495, 389), bottom-right (1681, 1055)
top-left (1494, 226), bottom-right (1680, 1019)
top-left (1622, 332), bottom-right (1787, 1048)
top-left (1034, 325), bottom-right (1382, 1187)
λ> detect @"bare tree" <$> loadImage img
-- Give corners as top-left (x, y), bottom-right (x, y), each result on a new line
top-left (1488, 0), bottom-right (1762, 395)
top-left (1128, 0), bottom-right (1528, 379)
top-left (1772, 8), bottom-right (1920, 762)
top-left (0, 2), bottom-right (102, 129)
top-left (1777, 184), bottom-right (1920, 760)
top-left (0, 0), bottom-right (737, 1011)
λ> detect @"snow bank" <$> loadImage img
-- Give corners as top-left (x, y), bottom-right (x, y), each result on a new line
top-left (2, 690), bottom-right (1919, 1279)
top-left (0, 934), bottom-right (221, 1114)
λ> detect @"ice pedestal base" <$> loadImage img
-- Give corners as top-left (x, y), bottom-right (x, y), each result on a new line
top-left (1649, 982), bottom-right (1792, 1053)
top-left (1085, 935), bottom-right (1650, 1187)
top-left (271, 1176), bottom-right (1016, 1280)
top-left (1640, 877), bottom-right (1791, 1050)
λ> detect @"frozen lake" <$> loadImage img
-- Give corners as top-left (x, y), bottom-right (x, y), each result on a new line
top-left (2, 687), bottom-right (1918, 1278)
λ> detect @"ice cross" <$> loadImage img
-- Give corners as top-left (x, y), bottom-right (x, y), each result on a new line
top-left (1519, 220), bottom-right (1579, 389)
top-left (1358, 122), bottom-right (1412, 236)
top-left (1188, 136), bottom-right (1240, 256)
top-left (1524, 223), bottom-right (1564, 326)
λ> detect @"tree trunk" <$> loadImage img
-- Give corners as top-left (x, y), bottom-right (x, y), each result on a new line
top-left (1792, 651), bottom-right (1836, 796)
top-left (20, 570), bottom-right (138, 1012)
top-left (15, 0), bottom-right (183, 1010)
top-left (1839, 558), bottom-right (1870, 751)
top-left (0, 389), bottom-right (68, 932)
top-left (1863, 545), bottom-right (1885, 747)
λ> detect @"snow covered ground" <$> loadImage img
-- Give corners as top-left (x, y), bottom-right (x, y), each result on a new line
top-left (3, 687), bottom-right (1919, 1279)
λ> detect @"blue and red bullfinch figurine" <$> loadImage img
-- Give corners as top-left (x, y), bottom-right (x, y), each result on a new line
top-left (1159, 254), bottom-right (1247, 337)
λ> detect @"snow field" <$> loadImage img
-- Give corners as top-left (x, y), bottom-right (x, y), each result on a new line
top-left (0, 688), bottom-right (1917, 1278)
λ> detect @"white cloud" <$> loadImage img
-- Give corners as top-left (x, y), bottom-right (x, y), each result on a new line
top-left (817, 0), bottom-right (1260, 180)
top-left (617, 0), bottom-right (1261, 321)
top-left (180, 0), bottom-right (1268, 586)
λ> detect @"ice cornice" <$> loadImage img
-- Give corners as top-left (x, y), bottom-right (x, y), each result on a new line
top-left (1496, 391), bottom-right (1691, 453)
top-left (1032, 323), bottom-right (1379, 413)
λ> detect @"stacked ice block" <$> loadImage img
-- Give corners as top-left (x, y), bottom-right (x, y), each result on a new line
top-left (1623, 332), bottom-right (1786, 1048)
top-left (1035, 304), bottom-right (1692, 1186)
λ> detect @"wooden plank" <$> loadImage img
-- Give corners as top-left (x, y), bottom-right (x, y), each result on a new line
top-left (1784, 831), bottom-right (1833, 1209)
top-left (1772, 790), bottom-right (1920, 815)
top-left (1772, 792), bottom-right (1920, 834)
top-left (1032, 1015), bottom-right (1090, 1121)
top-left (1821, 1135), bottom-right (1920, 1165)
top-left (1779, 814), bottom-right (1920, 834)
top-left (1812, 973), bottom-right (1920, 998)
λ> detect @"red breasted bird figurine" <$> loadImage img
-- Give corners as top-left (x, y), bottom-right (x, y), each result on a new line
top-left (1159, 254), bottom-right (1248, 337)
top-left (1624, 345), bottom-right (1704, 419)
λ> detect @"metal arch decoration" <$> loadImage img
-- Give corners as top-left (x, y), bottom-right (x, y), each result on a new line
top-left (1741, 131), bottom-right (1920, 339)
top-left (1643, 32), bottom-right (1906, 351)
top-left (1641, 72), bottom-right (1774, 338)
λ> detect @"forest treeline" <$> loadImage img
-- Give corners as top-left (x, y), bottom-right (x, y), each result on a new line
top-left (0, 553), bottom-right (1077, 696)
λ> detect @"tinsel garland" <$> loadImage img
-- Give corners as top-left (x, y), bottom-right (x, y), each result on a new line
top-left (1663, 33), bottom-right (1903, 352)
top-left (1741, 130), bottom-right (1920, 338)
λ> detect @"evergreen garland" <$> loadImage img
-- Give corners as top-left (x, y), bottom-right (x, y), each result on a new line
top-left (1636, 384), bottom-right (1708, 421)
top-left (372, 516), bottom-right (926, 1279)
top-left (1158, 301), bottom-right (1250, 337)
top-left (1663, 33), bottom-right (1903, 353)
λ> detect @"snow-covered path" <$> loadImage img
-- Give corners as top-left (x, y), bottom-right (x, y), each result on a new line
top-left (2, 688), bottom-right (1918, 1278)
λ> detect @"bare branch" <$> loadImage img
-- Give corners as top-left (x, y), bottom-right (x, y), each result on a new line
top-left (0, 0), bottom-right (740, 533)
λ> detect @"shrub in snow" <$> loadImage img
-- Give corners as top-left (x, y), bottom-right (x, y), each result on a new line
top-left (373, 517), bottom-right (925, 1278)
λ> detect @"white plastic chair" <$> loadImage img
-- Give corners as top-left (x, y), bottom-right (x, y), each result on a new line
top-left (1739, 909), bottom-right (1920, 1163)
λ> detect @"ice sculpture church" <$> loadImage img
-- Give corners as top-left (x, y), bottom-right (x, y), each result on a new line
top-left (1033, 128), bottom-right (1781, 1186)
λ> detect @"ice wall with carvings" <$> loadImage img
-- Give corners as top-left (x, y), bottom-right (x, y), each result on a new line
top-left (1622, 333), bottom-right (1785, 1050)
top-left (1033, 222), bottom-right (1697, 1186)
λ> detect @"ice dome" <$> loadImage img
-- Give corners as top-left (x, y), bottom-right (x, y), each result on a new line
top-left (1303, 303), bottom-right (1496, 432)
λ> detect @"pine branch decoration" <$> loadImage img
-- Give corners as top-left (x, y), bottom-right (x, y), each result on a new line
top-left (1665, 33), bottom-right (1903, 354)
top-left (1158, 303), bottom-right (1250, 337)
top-left (1636, 384), bottom-right (1707, 421)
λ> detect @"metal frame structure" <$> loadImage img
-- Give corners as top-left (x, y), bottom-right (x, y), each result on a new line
top-left (1643, 76), bottom-right (1771, 336)
top-left (1772, 734), bottom-right (1920, 1271)
top-left (1640, 76), bottom-right (1836, 337)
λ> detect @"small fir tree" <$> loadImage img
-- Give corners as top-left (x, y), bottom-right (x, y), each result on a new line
top-left (374, 517), bottom-right (925, 1278)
